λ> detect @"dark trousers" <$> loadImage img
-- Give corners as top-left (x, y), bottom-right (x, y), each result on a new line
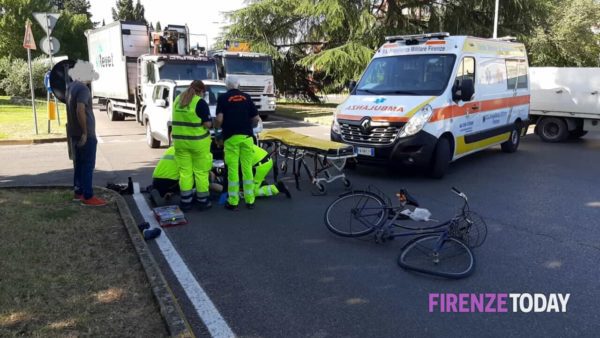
top-left (72, 136), bottom-right (97, 199)
top-left (152, 178), bottom-right (180, 197)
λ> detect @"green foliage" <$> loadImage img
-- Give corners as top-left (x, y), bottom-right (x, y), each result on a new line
top-left (0, 0), bottom-right (51, 59)
top-left (527, 0), bottom-right (600, 67)
top-left (0, 56), bottom-right (49, 97)
top-left (226, 0), bottom-right (599, 97)
top-left (111, 0), bottom-right (146, 23)
top-left (53, 12), bottom-right (93, 60)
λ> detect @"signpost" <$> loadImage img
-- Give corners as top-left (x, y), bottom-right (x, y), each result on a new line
top-left (33, 12), bottom-right (61, 133)
top-left (23, 19), bottom-right (38, 135)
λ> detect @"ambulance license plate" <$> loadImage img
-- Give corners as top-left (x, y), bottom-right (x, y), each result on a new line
top-left (356, 147), bottom-right (374, 157)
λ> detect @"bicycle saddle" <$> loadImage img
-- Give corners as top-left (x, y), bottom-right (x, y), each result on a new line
top-left (397, 189), bottom-right (419, 207)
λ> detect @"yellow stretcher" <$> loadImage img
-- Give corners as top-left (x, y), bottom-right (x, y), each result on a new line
top-left (259, 128), bottom-right (356, 194)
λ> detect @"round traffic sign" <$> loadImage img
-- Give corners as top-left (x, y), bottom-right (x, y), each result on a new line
top-left (40, 36), bottom-right (60, 55)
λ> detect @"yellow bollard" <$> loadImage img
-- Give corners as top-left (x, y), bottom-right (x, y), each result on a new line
top-left (48, 100), bottom-right (57, 120)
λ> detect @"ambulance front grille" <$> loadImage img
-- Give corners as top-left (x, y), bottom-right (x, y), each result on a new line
top-left (340, 124), bottom-right (402, 145)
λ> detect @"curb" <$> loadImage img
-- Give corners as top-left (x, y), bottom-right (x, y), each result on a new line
top-left (0, 137), bottom-right (67, 146)
top-left (0, 185), bottom-right (194, 338)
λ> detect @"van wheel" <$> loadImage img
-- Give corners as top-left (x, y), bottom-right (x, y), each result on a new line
top-left (145, 121), bottom-right (160, 148)
top-left (537, 117), bottom-right (568, 143)
top-left (501, 127), bottom-right (521, 153)
top-left (428, 137), bottom-right (451, 179)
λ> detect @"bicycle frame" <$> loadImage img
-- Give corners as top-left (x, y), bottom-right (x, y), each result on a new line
top-left (353, 188), bottom-right (470, 243)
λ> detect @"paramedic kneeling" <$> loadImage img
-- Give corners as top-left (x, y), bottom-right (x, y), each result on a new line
top-left (215, 78), bottom-right (261, 210)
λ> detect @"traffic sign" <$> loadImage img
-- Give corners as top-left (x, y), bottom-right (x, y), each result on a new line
top-left (23, 21), bottom-right (37, 50)
top-left (40, 36), bottom-right (60, 55)
top-left (44, 71), bottom-right (52, 93)
top-left (33, 12), bottom-right (60, 35)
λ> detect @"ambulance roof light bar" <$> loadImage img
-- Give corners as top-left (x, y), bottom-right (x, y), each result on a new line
top-left (385, 32), bottom-right (450, 42)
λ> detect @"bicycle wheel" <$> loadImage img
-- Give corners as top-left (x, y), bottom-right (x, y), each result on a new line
top-left (398, 235), bottom-right (475, 279)
top-left (324, 191), bottom-right (388, 237)
top-left (451, 211), bottom-right (488, 248)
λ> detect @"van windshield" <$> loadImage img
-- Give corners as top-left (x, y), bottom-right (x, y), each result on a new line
top-left (355, 54), bottom-right (456, 96)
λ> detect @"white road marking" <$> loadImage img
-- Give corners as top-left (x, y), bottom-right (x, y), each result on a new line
top-left (132, 183), bottom-right (235, 338)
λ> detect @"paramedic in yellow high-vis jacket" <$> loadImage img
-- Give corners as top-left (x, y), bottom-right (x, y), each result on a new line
top-left (171, 80), bottom-right (213, 211)
top-left (214, 78), bottom-right (261, 210)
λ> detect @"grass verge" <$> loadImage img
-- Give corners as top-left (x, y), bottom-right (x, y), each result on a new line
top-left (0, 96), bottom-right (67, 140)
top-left (0, 188), bottom-right (168, 337)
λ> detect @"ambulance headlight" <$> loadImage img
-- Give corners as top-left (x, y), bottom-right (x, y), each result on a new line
top-left (332, 107), bottom-right (341, 134)
top-left (399, 105), bottom-right (433, 138)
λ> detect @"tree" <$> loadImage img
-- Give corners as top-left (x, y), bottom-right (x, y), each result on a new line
top-left (225, 0), bottom-right (555, 98)
top-left (53, 0), bottom-right (91, 16)
top-left (527, 0), bottom-right (600, 66)
top-left (111, 0), bottom-right (146, 23)
top-left (155, 21), bottom-right (161, 32)
top-left (0, 0), bottom-right (50, 59)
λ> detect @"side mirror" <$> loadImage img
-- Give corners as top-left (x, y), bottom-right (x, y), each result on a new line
top-left (348, 80), bottom-right (357, 92)
top-left (453, 79), bottom-right (475, 102)
top-left (155, 99), bottom-right (166, 108)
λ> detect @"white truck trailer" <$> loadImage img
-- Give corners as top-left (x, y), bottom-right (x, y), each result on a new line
top-left (530, 67), bottom-right (600, 142)
top-left (86, 21), bottom-right (218, 123)
top-left (210, 49), bottom-right (276, 119)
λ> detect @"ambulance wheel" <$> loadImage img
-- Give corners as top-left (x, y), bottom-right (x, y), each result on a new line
top-left (428, 137), bottom-right (451, 179)
top-left (537, 117), bottom-right (568, 143)
top-left (501, 127), bottom-right (521, 153)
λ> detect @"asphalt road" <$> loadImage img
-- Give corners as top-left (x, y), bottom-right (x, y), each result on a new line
top-left (2, 109), bottom-right (599, 337)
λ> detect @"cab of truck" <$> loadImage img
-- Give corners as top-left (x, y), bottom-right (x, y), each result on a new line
top-left (331, 33), bottom-right (530, 177)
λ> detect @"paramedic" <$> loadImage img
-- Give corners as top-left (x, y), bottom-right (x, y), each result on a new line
top-left (172, 80), bottom-right (213, 211)
top-left (214, 78), bottom-right (261, 210)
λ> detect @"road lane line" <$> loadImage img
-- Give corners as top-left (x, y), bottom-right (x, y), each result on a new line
top-left (132, 183), bottom-right (235, 338)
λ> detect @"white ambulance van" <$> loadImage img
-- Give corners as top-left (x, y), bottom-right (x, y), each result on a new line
top-left (331, 33), bottom-right (530, 177)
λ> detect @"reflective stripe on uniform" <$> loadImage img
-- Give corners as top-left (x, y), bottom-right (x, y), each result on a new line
top-left (171, 132), bottom-right (210, 140)
top-left (172, 121), bottom-right (204, 127)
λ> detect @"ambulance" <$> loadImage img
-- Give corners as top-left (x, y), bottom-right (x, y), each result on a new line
top-left (331, 33), bottom-right (530, 177)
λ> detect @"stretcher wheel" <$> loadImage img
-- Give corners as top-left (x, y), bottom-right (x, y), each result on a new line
top-left (316, 182), bottom-right (326, 193)
top-left (343, 178), bottom-right (352, 189)
top-left (280, 162), bottom-right (288, 174)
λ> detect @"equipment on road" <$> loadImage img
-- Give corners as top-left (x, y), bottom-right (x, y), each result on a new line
top-left (529, 67), bottom-right (600, 142)
top-left (153, 205), bottom-right (187, 227)
top-left (259, 128), bottom-right (356, 195)
top-left (324, 186), bottom-right (487, 279)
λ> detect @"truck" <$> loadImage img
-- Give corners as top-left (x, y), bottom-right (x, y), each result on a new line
top-left (210, 44), bottom-right (276, 119)
top-left (529, 67), bottom-right (600, 142)
top-left (85, 21), bottom-right (219, 123)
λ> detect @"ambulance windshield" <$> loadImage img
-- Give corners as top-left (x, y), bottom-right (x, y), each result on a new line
top-left (355, 54), bottom-right (456, 96)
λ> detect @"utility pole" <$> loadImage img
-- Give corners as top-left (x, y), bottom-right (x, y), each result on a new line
top-left (493, 0), bottom-right (500, 39)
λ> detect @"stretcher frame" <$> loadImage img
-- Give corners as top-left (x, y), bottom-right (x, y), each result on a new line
top-left (259, 134), bottom-right (356, 195)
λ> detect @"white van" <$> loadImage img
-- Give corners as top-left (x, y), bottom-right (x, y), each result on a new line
top-left (331, 33), bottom-right (530, 177)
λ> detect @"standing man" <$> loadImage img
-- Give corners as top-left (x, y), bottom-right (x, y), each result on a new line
top-left (172, 80), bottom-right (213, 211)
top-left (215, 78), bottom-right (261, 210)
top-left (67, 61), bottom-right (106, 206)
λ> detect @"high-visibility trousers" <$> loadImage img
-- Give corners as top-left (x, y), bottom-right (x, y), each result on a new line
top-left (175, 137), bottom-right (212, 204)
top-left (224, 135), bottom-right (255, 206)
top-left (253, 158), bottom-right (279, 197)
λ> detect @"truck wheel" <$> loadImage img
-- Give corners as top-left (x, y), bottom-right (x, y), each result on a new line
top-left (107, 101), bottom-right (124, 121)
top-left (568, 128), bottom-right (587, 139)
top-left (537, 117), bottom-right (568, 143)
top-left (145, 121), bottom-right (160, 148)
top-left (501, 127), bottom-right (521, 153)
top-left (428, 137), bottom-right (451, 179)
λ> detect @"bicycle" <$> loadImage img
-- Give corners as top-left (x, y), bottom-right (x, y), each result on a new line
top-left (324, 186), bottom-right (487, 279)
